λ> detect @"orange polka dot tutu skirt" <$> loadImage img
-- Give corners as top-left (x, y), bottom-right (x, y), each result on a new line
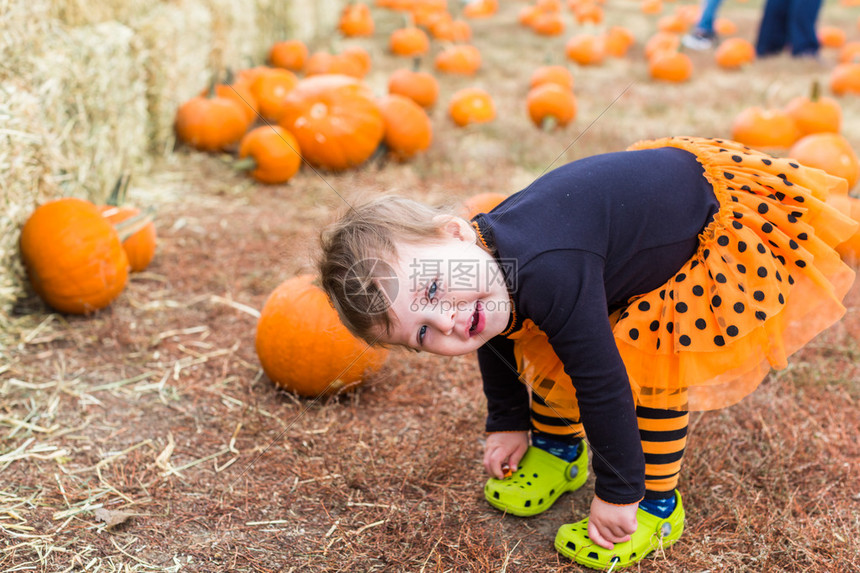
top-left (510, 136), bottom-right (859, 413)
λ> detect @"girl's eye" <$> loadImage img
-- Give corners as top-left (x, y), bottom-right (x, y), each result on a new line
top-left (418, 325), bottom-right (427, 344)
top-left (427, 280), bottom-right (438, 300)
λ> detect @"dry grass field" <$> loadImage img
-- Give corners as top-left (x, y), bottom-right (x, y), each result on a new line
top-left (2, 0), bottom-right (859, 571)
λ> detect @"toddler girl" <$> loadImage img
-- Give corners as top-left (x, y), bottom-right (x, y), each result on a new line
top-left (318, 136), bottom-right (857, 570)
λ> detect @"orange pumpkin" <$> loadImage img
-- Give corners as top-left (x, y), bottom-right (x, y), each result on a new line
top-left (818, 25), bottom-right (846, 49)
top-left (565, 34), bottom-right (605, 66)
top-left (255, 274), bottom-right (389, 398)
top-left (826, 195), bottom-right (860, 263)
top-left (530, 11), bottom-right (565, 36)
top-left (714, 37), bottom-right (755, 69)
top-left (97, 176), bottom-right (157, 273)
top-left (388, 67), bottom-right (439, 108)
top-left (389, 27), bottom-right (430, 57)
top-left (783, 81), bottom-right (842, 135)
top-left (305, 51), bottom-right (366, 78)
top-left (339, 3), bottom-right (375, 37)
top-left (434, 45), bottom-right (482, 75)
top-left (640, 0), bottom-right (662, 15)
top-left (714, 17), bottom-right (737, 36)
top-left (788, 133), bottom-right (859, 192)
top-left (644, 32), bottom-right (681, 60)
top-left (174, 88), bottom-right (248, 152)
top-left (237, 125), bottom-right (303, 184)
top-left (249, 67), bottom-right (299, 121)
top-left (268, 40), bottom-right (308, 72)
top-left (448, 87), bottom-right (496, 127)
top-left (342, 46), bottom-right (373, 77)
top-left (462, 0), bottom-right (498, 18)
top-left (20, 198), bottom-right (129, 314)
top-left (731, 107), bottom-right (801, 150)
top-left (657, 14), bottom-right (689, 34)
top-left (278, 74), bottom-right (384, 171)
top-left (648, 50), bottom-right (693, 82)
top-left (838, 41), bottom-right (860, 63)
top-left (377, 94), bottom-right (433, 160)
top-left (830, 62), bottom-right (860, 96)
top-left (430, 18), bottom-right (472, 42)
top-left (199, 79), bottom-right (258, 126)
top-left (461, 192), bottom-right (508, 219)
top-left (603, 26), bottom-right (635, 58)
top-left (573, 2), bottom-right (604, 25)
top-left (529, 65), bottom-right (574, 90)
top-left (526, 83), bottom-right (577, 129)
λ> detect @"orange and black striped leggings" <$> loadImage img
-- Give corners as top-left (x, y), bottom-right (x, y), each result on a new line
top-left (530, 390), bottom-right (689, 497)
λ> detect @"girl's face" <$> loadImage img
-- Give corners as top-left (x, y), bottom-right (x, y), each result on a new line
top-left (378, 218), bottom-right (512, 355)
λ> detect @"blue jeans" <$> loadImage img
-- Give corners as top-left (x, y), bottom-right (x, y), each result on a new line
top-left (756, 0), bottom-right (823, 57)
top-left (695, 0), bottom-right (724, 34)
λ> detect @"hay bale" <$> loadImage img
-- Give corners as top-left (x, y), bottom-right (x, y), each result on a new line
top-left (34, 20), bottom-right (150, 199)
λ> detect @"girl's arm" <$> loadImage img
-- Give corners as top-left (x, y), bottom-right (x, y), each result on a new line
top-left (477, 335), bottom-right (530, 433)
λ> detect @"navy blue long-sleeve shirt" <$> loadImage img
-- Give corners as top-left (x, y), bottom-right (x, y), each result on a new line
top-left (473, 146), bottom-right (719, 505)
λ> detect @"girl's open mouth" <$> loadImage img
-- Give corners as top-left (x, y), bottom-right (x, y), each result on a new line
top-left (469, 301), bottom-right (485, 337)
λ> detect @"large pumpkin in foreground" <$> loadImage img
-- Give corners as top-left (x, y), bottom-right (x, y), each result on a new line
top-left (20, 198), bottom-right (129, 314)
top-left (277, 74), bottom-right (384, 171)
top-left (255, 274), bottom-right (389, 397)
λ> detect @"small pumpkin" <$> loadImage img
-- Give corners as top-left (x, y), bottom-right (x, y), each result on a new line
top-left (255, 274), bottom-right (389, 398)
top-left (339, 3), bottom-right (375, 37)
top-left (714, 37), bottom-right (755, 69)
top-left (305, 51), bottom-right (366, 78)
top-left (236, 125), bottom-right (303, 184)
top-left (529, 65), bottom-right (574, 90)
top-left (714, 17), bottom-right (737, 36)
top-left (389, 26), bottom-right (430, 57)
top-left (278, 74), bottom-right (385, 171)
top-left (434, 45), bottom-right (482, 75)
top-left (644, 32), bottom-right (681, 60)
top-left (573, 2), bottom-right (604, 25)
top-left (818, 25), bottom-right (846, 49)
top-left (20, 198), bottom-right (130, 314)
top-left (526, 83), bottom-right (577, 129)
top-left (731, 106), bottom-right (801, 150)
top-left (830, 62), bottom-right (860, 96)
top-left (174, 86), bottom-right (248, 152)
top-left (448, 87), bottom-right (496, 127)
top-left (640, 0), bottom-right (662, 15)
top-left (199, 74), bottom-right (258, 126)
top-left (603, 26), bottom-right (635, 58)
top-left (98, 176), bottom-right (157, 273)
top-left (462, 0), bottom-right (498, 18)
top-left (268, 39), bottom-right (308, 72)
top-left (430, 17), bottom-right (472, 42)
top-left (388, 67), bottom-right (440, 108)
top-left (461, 192), bottom-right (508, 219)
top-left (530, 11), bottom-right (565, 36)
top-left (648, 50), bottom-right (693, 82)
top-left (838, 41), bottom-right (860, 63)
top-left (249, 67), bottom-right (299, 121)
top-left (377, 94), bottom-right (433, 160)
top-left (657, 14), bottom-right (689, 34)
top-left (788, 133), bottom-right (859, 192)
top-left (783, 81), bottom-right (842, 135)
top-left (565, 34), bottom-right (605, 66)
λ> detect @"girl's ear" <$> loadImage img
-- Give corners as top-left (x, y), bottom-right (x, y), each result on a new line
top-left (432, 215), bottom-right (476, 242)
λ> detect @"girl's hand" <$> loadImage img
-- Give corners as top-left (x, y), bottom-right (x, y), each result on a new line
top-left (483, 431), bottom-right (529, 479)
top-left (587, 496), bottom-right (639, 550)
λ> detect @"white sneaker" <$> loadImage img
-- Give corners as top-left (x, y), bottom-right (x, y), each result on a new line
top-left (682, 30), bottom-right (716, 51)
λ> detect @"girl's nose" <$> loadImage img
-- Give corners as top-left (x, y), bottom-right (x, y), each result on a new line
top-left (429, 305), bottom-right (456, 334)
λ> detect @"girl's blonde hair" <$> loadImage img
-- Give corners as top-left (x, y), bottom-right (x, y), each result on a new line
top-left (318, 195), bottom-right (455, 346)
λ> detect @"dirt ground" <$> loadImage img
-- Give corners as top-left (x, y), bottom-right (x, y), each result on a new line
top-left (2, 1), bottom-right (859, 571)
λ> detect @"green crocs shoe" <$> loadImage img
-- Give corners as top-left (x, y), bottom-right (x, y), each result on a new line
top-left (484, 444), bottom-right (588, 517)
top-left (554, 490), bottom-right (685, 570)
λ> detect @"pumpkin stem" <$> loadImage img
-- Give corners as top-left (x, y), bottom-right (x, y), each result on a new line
top-left (411, 56), bottom-right (421, 72)
top-left (810, 80), bottom-right (821, 102)
top-left (541, 116), bottom-right (558, 132)
top-left (233, 156), bottom-right (258, 172)
top-left (107, 174), bottom-right (131, 206)
top-left (114, 206), bottom-right (155, 242)
top-left (206, 74), bottom-right (218, 98)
